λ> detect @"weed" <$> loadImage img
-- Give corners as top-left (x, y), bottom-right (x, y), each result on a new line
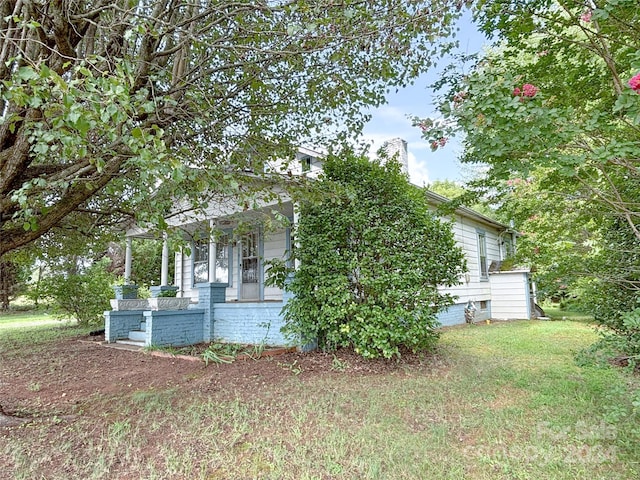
top-left (278, 359), bottom-right (303, 375)
top-left (331, 355), bottom-right (348, 372)
top-left (201, 343), bottom-right (242, 365)
top-left (27, 381), bottom-right (41, 392)
top-left (201, 342), bottom-right (256, 365)
top-left (247, 342), bottom-right (266, 360)
top-left (144, 344), bottom-right (181, 355)
top-left (202, 348), bottom-right (235, 365)
top-left (108, 420), bottom-right (131, 441)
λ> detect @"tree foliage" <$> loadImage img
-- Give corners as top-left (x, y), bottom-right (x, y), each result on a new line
top-left (417, 0), bottom-right (640, 356)
top-left (0, 259), bottom-right (25, 310)
top-left (102, 239), bottom-right (173, 288)
top-left (0, 0), bottom-right (465, 260)
top-left (40, 257), bottom-right (115, 326)
top-left (428, 179), bottom-right (497, 219)
top-left (278, 153), bottom-right (466, 359)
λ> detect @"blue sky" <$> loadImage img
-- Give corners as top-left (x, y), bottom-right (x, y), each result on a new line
top-left (361, 12), bottom-right (488, 186)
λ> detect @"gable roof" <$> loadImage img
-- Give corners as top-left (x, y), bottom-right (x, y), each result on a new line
top-left (424, 189), bottom-right (515, 232)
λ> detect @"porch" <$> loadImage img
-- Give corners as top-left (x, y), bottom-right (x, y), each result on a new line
top-left (104, 283), bottom-right (291, 348)
top-left (103, 199), bottom-right (296, 348)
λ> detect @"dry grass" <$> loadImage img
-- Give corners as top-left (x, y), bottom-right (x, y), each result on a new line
top-left (1, 316), bottom-right (639, 479)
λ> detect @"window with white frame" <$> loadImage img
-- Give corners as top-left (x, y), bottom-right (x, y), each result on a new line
top-left (478, 232), bottom-right (488, 280)
top-left (241, 232), bottom-right (259, 284)
top-left (192, 238), bottom-right (209, 284)
top-left (300, 155), bottom-right (312, 172)
top-left (214, 235), bottom-right (230, 284)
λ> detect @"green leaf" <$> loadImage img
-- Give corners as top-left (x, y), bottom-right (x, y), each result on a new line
top-left (75, 117), bottom-right (92, 135)
top-left (131, 127), bottom-right (144, 139)
top-left (16, 66), bottom-right (38, 81)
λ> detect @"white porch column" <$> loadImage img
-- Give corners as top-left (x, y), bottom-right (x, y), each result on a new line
top-left (160, 233), bottom-right (169, 286)
top-left (208, 220), bottom-right (217, 283)
top-left (236, 238), bottom-right (242, 300)
top-left (293, 202), bottom-right (301, 270)
top-left (124, 237), bottom-right (132, 285)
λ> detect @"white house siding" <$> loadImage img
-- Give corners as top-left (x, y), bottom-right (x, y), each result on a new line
top-left (489, 271), bottom-right (531, 320)
top-left (175, 249), bottom-right (197, 301)
top-left (439, 214), bottom-right (502, 305)
top-left (174, 251), bottom-right (183, 296)
top-left (262, 229), bottom-right (287, 301)
top-left (228, 255), bottom-right (239, 300)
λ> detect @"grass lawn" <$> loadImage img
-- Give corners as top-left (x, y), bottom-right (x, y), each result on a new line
top-left (540, 304), bottom-right (594, 323)
top-left (0, 310), bottom-right (83, 346)
top-left (0, 311), bottom-right (70, 329)
top-left (1, 316), bottom-right (639, 479)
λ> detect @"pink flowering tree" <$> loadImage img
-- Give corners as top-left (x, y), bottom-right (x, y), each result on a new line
top-left (415, 0), bottom-right (640, 359)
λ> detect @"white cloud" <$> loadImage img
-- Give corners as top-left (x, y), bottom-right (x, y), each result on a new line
top-left (366, 105), bottom-right (410, 125)
top-left (408, 151), bottom-right (430, 186)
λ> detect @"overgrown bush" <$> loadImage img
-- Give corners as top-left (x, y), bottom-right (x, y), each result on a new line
top-left (277, 153), bottom-right (466, 359)
top-left (578, 280), bottom-right (640, 366)
top-left (576, 218), bottom-right (640, 365)
top-left (41, 258), bottom-right (114, 326)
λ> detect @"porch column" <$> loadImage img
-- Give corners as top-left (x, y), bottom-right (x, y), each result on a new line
top-left (208, 220), bottom-right (217, 283)
top-left (293, 202), bottom-right (301, 270)
top-left (124, 237), bottom-right (132, 285)
top-left (236, 238), bottom-right (242, 300)
top-left (198, 282), bottom-right (227, 342)
top-left (160, 233), bottom-right (169, 286)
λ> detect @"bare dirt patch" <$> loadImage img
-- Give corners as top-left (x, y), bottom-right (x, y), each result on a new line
top-left (0, 331), bottom-right (447, 478)
top-left (0, 333), bottom-right (438, 423)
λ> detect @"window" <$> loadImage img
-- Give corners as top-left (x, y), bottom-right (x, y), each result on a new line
top-left (502, 236), bottom-right (514, 260)
top-left (192, 238), bottom-right (209, 284)
top-left (300, 155), bottom-right (312, 173)
top-left (242, 232), bottom-right (259, 284)
top-left (478, 232), bottom-right (488, 280)
top-left (214, 235), bottom-right (230, 284)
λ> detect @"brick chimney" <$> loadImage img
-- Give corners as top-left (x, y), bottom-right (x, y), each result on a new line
top-left (383, 138), bottom-right (409, 175)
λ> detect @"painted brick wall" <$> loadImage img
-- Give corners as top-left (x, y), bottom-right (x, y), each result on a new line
top-left (437, 301), bottom-right (491, 327)
top-left (144, 309), bottom-right (206, 347)
top-left (211, 302), bottom-right (288, 346)
top-left (104, 310), bottom-right (145, 342)
top-left (198, 283), bottom-right (227, 341)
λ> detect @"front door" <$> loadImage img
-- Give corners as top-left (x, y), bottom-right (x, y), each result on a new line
top-left (241, 232), bottom-right (259, 300)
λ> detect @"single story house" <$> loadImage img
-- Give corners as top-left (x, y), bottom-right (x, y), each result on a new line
top-left (105, 139), bottom-right (534, 348)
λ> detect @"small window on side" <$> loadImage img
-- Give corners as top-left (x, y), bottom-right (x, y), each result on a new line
top-left (478, 232), bottom-right (488, 280)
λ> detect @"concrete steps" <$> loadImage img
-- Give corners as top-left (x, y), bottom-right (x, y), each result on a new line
top-left (114, 321), bottom-right (147, 347)
top-left (128, 330), bottom-right (146, 342)
top-left (112, 339), bottom-right (145, 349)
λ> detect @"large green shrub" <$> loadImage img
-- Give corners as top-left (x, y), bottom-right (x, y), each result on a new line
top-left (280, 153), bottom-right (466, 359)
top-left (41, 258), bottom-right (115, 326)
top-left (573, 216), bottom-right (640, 364)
